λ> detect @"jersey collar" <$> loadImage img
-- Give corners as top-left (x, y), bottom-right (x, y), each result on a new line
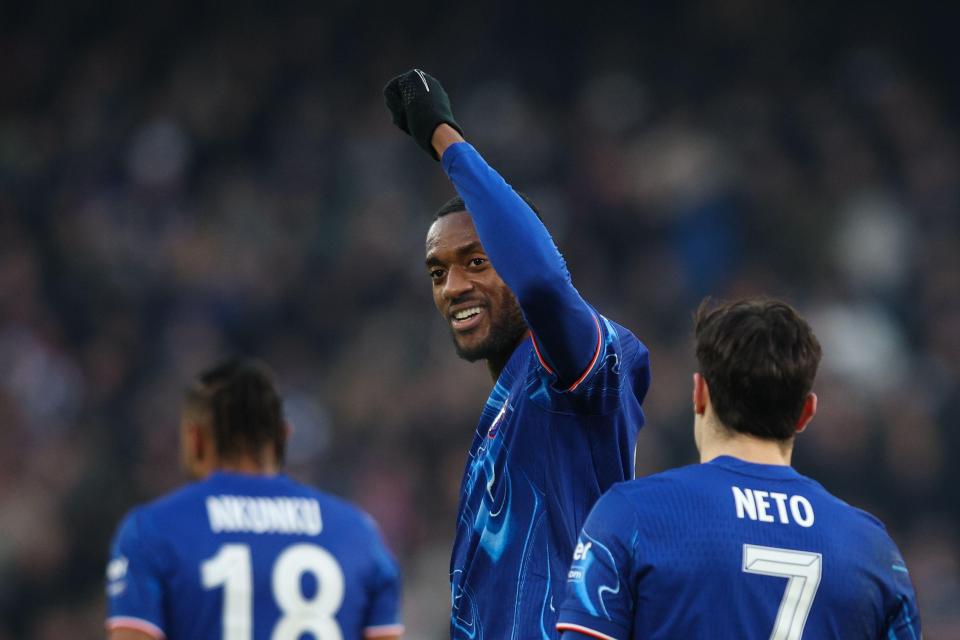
top-left (706, 455), bottom-right (804, 480)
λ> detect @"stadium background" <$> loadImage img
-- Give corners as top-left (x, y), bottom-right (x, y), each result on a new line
top-left (1, 1), bottom-right (958, 637)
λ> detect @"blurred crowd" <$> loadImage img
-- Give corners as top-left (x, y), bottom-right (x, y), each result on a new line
top-left (0, 1), bottom-right (957, 637)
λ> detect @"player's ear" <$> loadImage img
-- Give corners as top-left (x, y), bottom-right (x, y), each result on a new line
top-left (184, 420), bottom-right (206, 461)
top-left (693, 373), bottom-right (708, 415)
top-left (795, 392), bottom-right (817, 433)
top-left (180, 418), bottom-right (208, 478)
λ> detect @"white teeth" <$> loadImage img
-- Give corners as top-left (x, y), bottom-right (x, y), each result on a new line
top-left (453, 307), bottom-right (482, 321)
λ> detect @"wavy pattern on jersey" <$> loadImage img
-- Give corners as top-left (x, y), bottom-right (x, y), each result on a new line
top-left (450, 323), bottom-right (647, 639)
top-left (538, 535), bottom-right (555, 640)
top-left (529, 318), bottom-right (625, 415)
top-left (451, 569), bottom-right (480, 639)
top-left (570, 531), bottom-right (620, 620)
top-left (475, 457), bottom-right (512, 561)
top-left (509, 476), bottom-right (545, 640)
top-left (463, 383), bottom-right (513, 562)
top-left (452, 381), bottom-right (515, 639)
top-left (458, 385), bottom-right (508, 516)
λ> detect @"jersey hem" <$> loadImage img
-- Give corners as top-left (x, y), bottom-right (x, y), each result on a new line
top-left (364, 623), bottom-right (405, 637)
top-left (556, 622), bottom-right (620, 640)
top-left (106, 616), bottom-right (166, 639)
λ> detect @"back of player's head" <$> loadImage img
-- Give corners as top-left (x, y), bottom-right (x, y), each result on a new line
top-left (435, 192), bottom-right (542, 221)
top-left (185, 358), bottom-right (286, 464)
top-left (694, 298), bottom-right (822, 441)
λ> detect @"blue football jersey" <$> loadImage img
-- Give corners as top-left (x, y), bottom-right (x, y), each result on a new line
top-left (106, 472), bottom-right (403, 639)
top-left (450, 317), bottom-right (650, 639)
top-left (556, 456), bottom-right (920, 639)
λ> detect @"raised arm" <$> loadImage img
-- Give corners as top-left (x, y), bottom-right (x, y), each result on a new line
top-left (435, 125), bottom-right (600, 387)
top-left (385, 70), bottom-right (601, 387)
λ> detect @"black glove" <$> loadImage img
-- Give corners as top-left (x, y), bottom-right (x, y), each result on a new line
top-left (384, 69), bottom-right (463, 160)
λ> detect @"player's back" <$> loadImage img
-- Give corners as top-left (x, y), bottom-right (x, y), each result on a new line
top-left (107, 472), bottom-right (403, 640)
top-left (558, 455), bottom-right (919, 639)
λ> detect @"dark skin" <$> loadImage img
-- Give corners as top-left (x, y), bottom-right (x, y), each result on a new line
top-left (426, 210), bottom-right (528, 381)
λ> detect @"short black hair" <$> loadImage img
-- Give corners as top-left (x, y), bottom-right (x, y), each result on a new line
top-left (435, 192), bottom-right (543, 221)
top-left (185, 358), bottom-right (286, 464)
top-left (694, 298), bottom-right (822, 441)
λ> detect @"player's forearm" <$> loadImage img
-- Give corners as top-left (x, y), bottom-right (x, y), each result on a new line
top-left (439, 135), bottom-right (599, 384)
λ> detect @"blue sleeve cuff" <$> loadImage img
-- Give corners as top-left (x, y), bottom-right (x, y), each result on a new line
top-left (556, 610), bottom-right (630, 639)
top-left (440, 140), bottom-right (473, 173)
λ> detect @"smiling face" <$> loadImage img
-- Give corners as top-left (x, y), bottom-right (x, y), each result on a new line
top-left (426, 210), bottom-right (527, 364)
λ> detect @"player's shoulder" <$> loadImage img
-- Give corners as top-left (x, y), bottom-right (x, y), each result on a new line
top-left (111, 481), bottom-right (207, 550)
top-left (629, 461), bottom-right (704, 487)
top-left (599, 463), bottom-right (706, 512)
top-left (279, 477), bottom-right (383, 535)
top-left (122, 480), bottom-right (203, 522)
top-left (799, 476), bottom-right (895, 539)
top-left (603, 315), bottom-right (636, 340)
top-left (847, 503), bottom-right (890, 533)
top-left (600, 314), bottom-right (650, 395)
top-left (601, 315), bottom-right (648, 358)
top-left (578, 467), bottom-right (705, 541)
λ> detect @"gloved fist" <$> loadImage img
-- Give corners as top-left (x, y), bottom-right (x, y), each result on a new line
top-left (384, 69), bottom-right (463, 160)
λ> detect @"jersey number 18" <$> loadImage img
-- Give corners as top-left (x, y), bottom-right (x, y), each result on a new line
top-left (202, 543), bottom-right (345, 639)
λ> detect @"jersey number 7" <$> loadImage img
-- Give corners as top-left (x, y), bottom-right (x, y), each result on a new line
top-left (202, 543), bottom-right (345, 639)
top-left (742, 544), bottom-right (822, 640)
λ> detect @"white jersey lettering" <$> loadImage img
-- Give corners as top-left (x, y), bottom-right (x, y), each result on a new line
top-left (732, 487), bottom-right (815, 527)
top-left (206, 496), bottom-right (323, 535)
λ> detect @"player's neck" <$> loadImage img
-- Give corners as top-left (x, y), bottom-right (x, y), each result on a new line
top-left (700, 422), bottom-right (793, 466)
top-left (486, 355), bottom-right (508, 381)
top-left (485, 333), bottom-right (529, 381)
top-left (216, 455), bottom-right (280, 476)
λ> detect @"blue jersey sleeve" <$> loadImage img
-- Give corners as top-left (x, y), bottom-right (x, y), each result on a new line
top-left (362, 516), bottom-right (405, 636)
top-left (883, 548), bottom-right (922, 639)
top-left (105, 509), bottom-right (168, 639)
top-left (885, 595), bottom-right (922, 640)
top-left (441, 142), bottom-right (602, 389)
top-left (556, 487), bottom-right (637, 639)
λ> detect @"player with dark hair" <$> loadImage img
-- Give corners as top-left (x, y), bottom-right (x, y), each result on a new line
top-left (556, 298), bottom-right (920, 639)
top-left (105, 359), bottom-right (403, 640)
top-left (384, 70), bottom-right (651, 637)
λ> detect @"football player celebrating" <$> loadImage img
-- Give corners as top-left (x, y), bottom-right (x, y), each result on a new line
top-left (384, 69), bottom-right (651, 638)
